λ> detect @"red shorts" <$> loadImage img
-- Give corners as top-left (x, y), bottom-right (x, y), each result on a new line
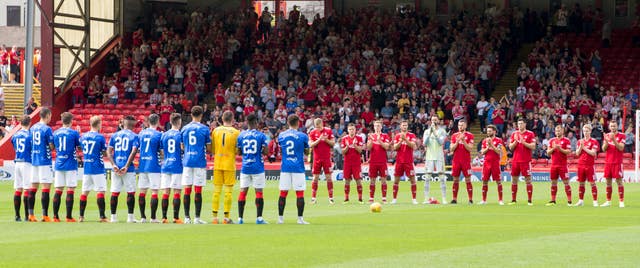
top-left (343, 164), bottom-right (362, 180)
top-left (510, 162), bottom-right (531, 177)
top-left (312, 159), bottom-right (332, 175)
top-left (394, 163), bottom-right (415, 177)
top-left (603, 163), bottom-right (623, 179)
top-left (549, 165), bottom-right (568, 181)
top-left (482, 161), bottom-right (501, 182)
top-left (452, 161), bottom-right (471, 178)
top-left (368, 163), bottom-right (387, 178)
top-left (577, 165), bottom-right (596, 183)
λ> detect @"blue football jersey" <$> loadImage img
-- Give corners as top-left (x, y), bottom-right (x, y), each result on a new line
top-left (181, 122), bottom-right (211, 168)
top-left (277, 129), bottom-right (309, 173)
top-left (138, 128), bottom-right (162, 173)
top-left (108, 129), bottom-right (140, 173)
top-left (53, 127), bottom-right (81, 171)
top-left (30, 122), bottom-right (54, 166)
top-left (237, 129), bottom-right (268, 175)
top-left (12, 129), bottom-right (32, 163)
top-left (161, 129), bottom-right (183, 174)
top-left (80, 131), bottom-right (106, 175)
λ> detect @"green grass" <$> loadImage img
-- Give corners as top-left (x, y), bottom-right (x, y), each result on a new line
top-left (1, 180), bottom-right (639, 267)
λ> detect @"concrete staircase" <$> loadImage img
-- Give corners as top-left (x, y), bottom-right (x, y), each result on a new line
top-left (468, 44), bottom-right (534, 158)
top-left (1, 84), bottom-right (41, 116)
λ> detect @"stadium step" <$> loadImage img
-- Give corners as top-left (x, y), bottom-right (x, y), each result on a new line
top-left (1, 83), bottom-right (41, 116)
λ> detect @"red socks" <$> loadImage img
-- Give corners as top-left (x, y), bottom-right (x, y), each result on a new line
top-left (327, 181), bottom-right (334, 199)
top-left (381, 184), bottom-right (387, 199)
top-left (551, 185), bottom-right (558, 202)
top-left (579, 185), bottom-right (585, 200)
top-left (511, 184), bottom-right (518, 201)
top-left (497, 184), bottom-right (503, 202)
top-left (392, 183), bottom-right (399, 199)
top-left (526, 183), bottom-right (533, 202)
top-left (369, 184), bottom-right (375, 199)
top-left (295, 190), bottom-right (304, 198)
top-left (452, 181), bottom-right (459, 200)
top-left (606, 186), bottom-right (612, 201)
top-left (591, 185), bottom-right (598, 201)
top-left (312, 181), bottom-right (318, 198)
top-left (482, 184), bottom-right (488, 202)
top-left (410, 183), bottom-right (416, 199)
top-left (356, 184), bottom-right (363, 200)
top-left (618, 185), bottom-right (624, 201)
top-left (465, 182), bottom-right (473, 201)
top-left (564, 184), bottom-right (572, 201)
top-left (344, 181), bottom-right (351, 200)
top-left (279, 190), bottom-right (288, 198)
top-left (238, 191), bottom-right (247, 202)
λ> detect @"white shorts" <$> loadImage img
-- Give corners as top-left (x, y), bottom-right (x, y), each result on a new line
top-left (182, 167), bottom-right (206, 187)
top-left (31, 165), bottom-right (54, 184)
top-left (13, 162), bottom-right (32, 189)
top-left (161, 173), bottom-right (182, 190)
top-left (279, 172), bottom-right (306, 191)
top-left (138, 173), bottom-right (161, 190)
top-left (110, 172), bottom-right (136, 193)
top-left (240, 173), bottom-right (266, 189)
top-left (425, 160), bottom-right (445, 174)
top-left (82, 174), bottom-right (107, 192)
top-left (54, 170), bottom-right (79, 188)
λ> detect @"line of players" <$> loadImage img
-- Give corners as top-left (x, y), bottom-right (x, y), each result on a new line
top-left (10, 107), bottom-right (627, 224)
top-left (11, 107), bottom-right (310, 224)
top-left (308, 115), bottom-right (626, 208)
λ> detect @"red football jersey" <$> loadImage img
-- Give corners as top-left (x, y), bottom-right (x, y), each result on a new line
top-left (393, 132), bottom-right (417, 164)
top-left (341, 135), bottom-right (364, 165)
top-left (309, 127), bottom-right (334, 160)
top-left (549, 137), bottom-right (571, 166)
top-left (578, 138), bottom-right (599, 166)
top-left (368, 133), bottom-right (390, 164)
top-left (604, 133), bottom-right (626, 164)
top-left (451, 131), bottom-right (474, 164)
top-left (510, 130), bottom-right (536, 163)
top-left (482, 137), bottom-right (503, 163)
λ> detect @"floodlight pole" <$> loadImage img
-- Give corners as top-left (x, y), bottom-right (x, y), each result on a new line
top-left (635, 110), bottom-right (639, 182)
top-left (24, 0), bottom-right (36, 106)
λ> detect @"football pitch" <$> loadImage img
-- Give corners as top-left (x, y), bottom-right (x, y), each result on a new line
top-left (1, 180), bottom-right (639, 267)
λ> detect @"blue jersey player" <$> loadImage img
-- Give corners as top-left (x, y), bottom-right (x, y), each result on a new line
top-left (277, 115), bottom-right (310, 225)
top-left (29, 107), bottom-right (55, 222)
top-left (52, 112), bottom-right (81, 222)
top-left (79, 116), bottom-right (108, 222)
top-left (236, 113), bottom-right (269, 224)
top-left (11, 115), bottom-right (32, 222)
top-left (160, 113), bottom-right (184, 224)
top-left (107, 115), bottom-right (140, 223)
top-left (179, 106), bottom-right (210, 224)
top-left (137, 114), bottom-right (162, 223)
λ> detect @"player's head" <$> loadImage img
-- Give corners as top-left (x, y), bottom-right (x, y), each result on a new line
top-left (40, 107), bottom-right (52, 123)
top-left (373, 120), bottom-right (382, 132)
top-left (90, 115), bottom-right (102, 131)
top-left (191, 105), bottom-right (204, 121)
top-left (486, 124), bottom-right (496, 137)
top-left (609, 120), bottom-right (618, 133)
top-left (458, 119), bottom-right (467, 131)
top-left (247, 113), bottom-right (258, 129)
top-left (20, 115), bottom-right (31, 129)
top-left (400, 120), bottom-right (408, 132)
top-left (517, 117), bottom-right (526, 131)
top-left (582, 124), bottom-right (592, 138)
top-left (287, 114), bottom-right (299, 129)
top-left (148, 114), bottom-right (159, 128)
top-left (222, 110), bottom-right (234, 125)
top-left (170, 113), bottom-right (182, 129)
top-left (554, 125), bottom-right (564, 138)
top-left (347, 123), bottom-right (356, 136)
top-left (314, 118), bottom-right (323, 128)
top-left (431, 116), bottom-right (439, 125)
top-left (123, 115), bottom-right (136, 130)
top-left (61, 112), bottom-right (73, 127)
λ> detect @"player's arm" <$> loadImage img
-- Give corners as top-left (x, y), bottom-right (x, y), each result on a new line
top-left (121, 146), bottom-right (139, 173)
top-left (462, 138), bottom-right (474, 152)
top-left (309, 135), bottom-right (321, 148)
top-left (583, 143), bottom-right (597, 157)
top-left (106, 146), bottom-right (119, 172)
top-left (355, 139), bottom-right (364, 153)
top-left (437, 130), bottom-right (446, 145)
top-left (522, 136), bottom-right (536, 150)
top-left (508, 137), bottom-right (517, 150)
top-left (557, 144), bottom-right (571, 155)
top-left (450, 136), bottom-right (459, 151)
top-left (380, 138), bottom-right (390, 150)
top-left (613, 135), bottom-right (625, 151)
top-left (340, 139), bottom-right (349, 154)
top-left (480, 142), bottom-right (489, 155)
top-left (366, 135), bottom-right (373, 150)
top-left (546, 141), bottom-right (555, 155)
top-left (406, 137), bottom-right (417, 149)
top-left (326, 135), bottom-right (336, 147)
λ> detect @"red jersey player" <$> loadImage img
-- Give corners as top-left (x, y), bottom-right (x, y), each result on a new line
top-left (479, 125), bottom-right (504, 205)
top-left (546, 125), bottom-right (573, 206)
top-left (392, 121), bottom-right (418, 204)
top-left (450, 119), bottom-right (475, 204)
top-left (601, 121), bottom-right (625, 208)
top-left (508, 118), bottom-right (536, 205)
top-left (341, 124), bottom-right (365, 204)
top-left (575, 124), bottom-right (599, 207)
top-left (367, 121), bottom-right (391, 203)
top-left (309, 119), bottom-right (336, 204)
